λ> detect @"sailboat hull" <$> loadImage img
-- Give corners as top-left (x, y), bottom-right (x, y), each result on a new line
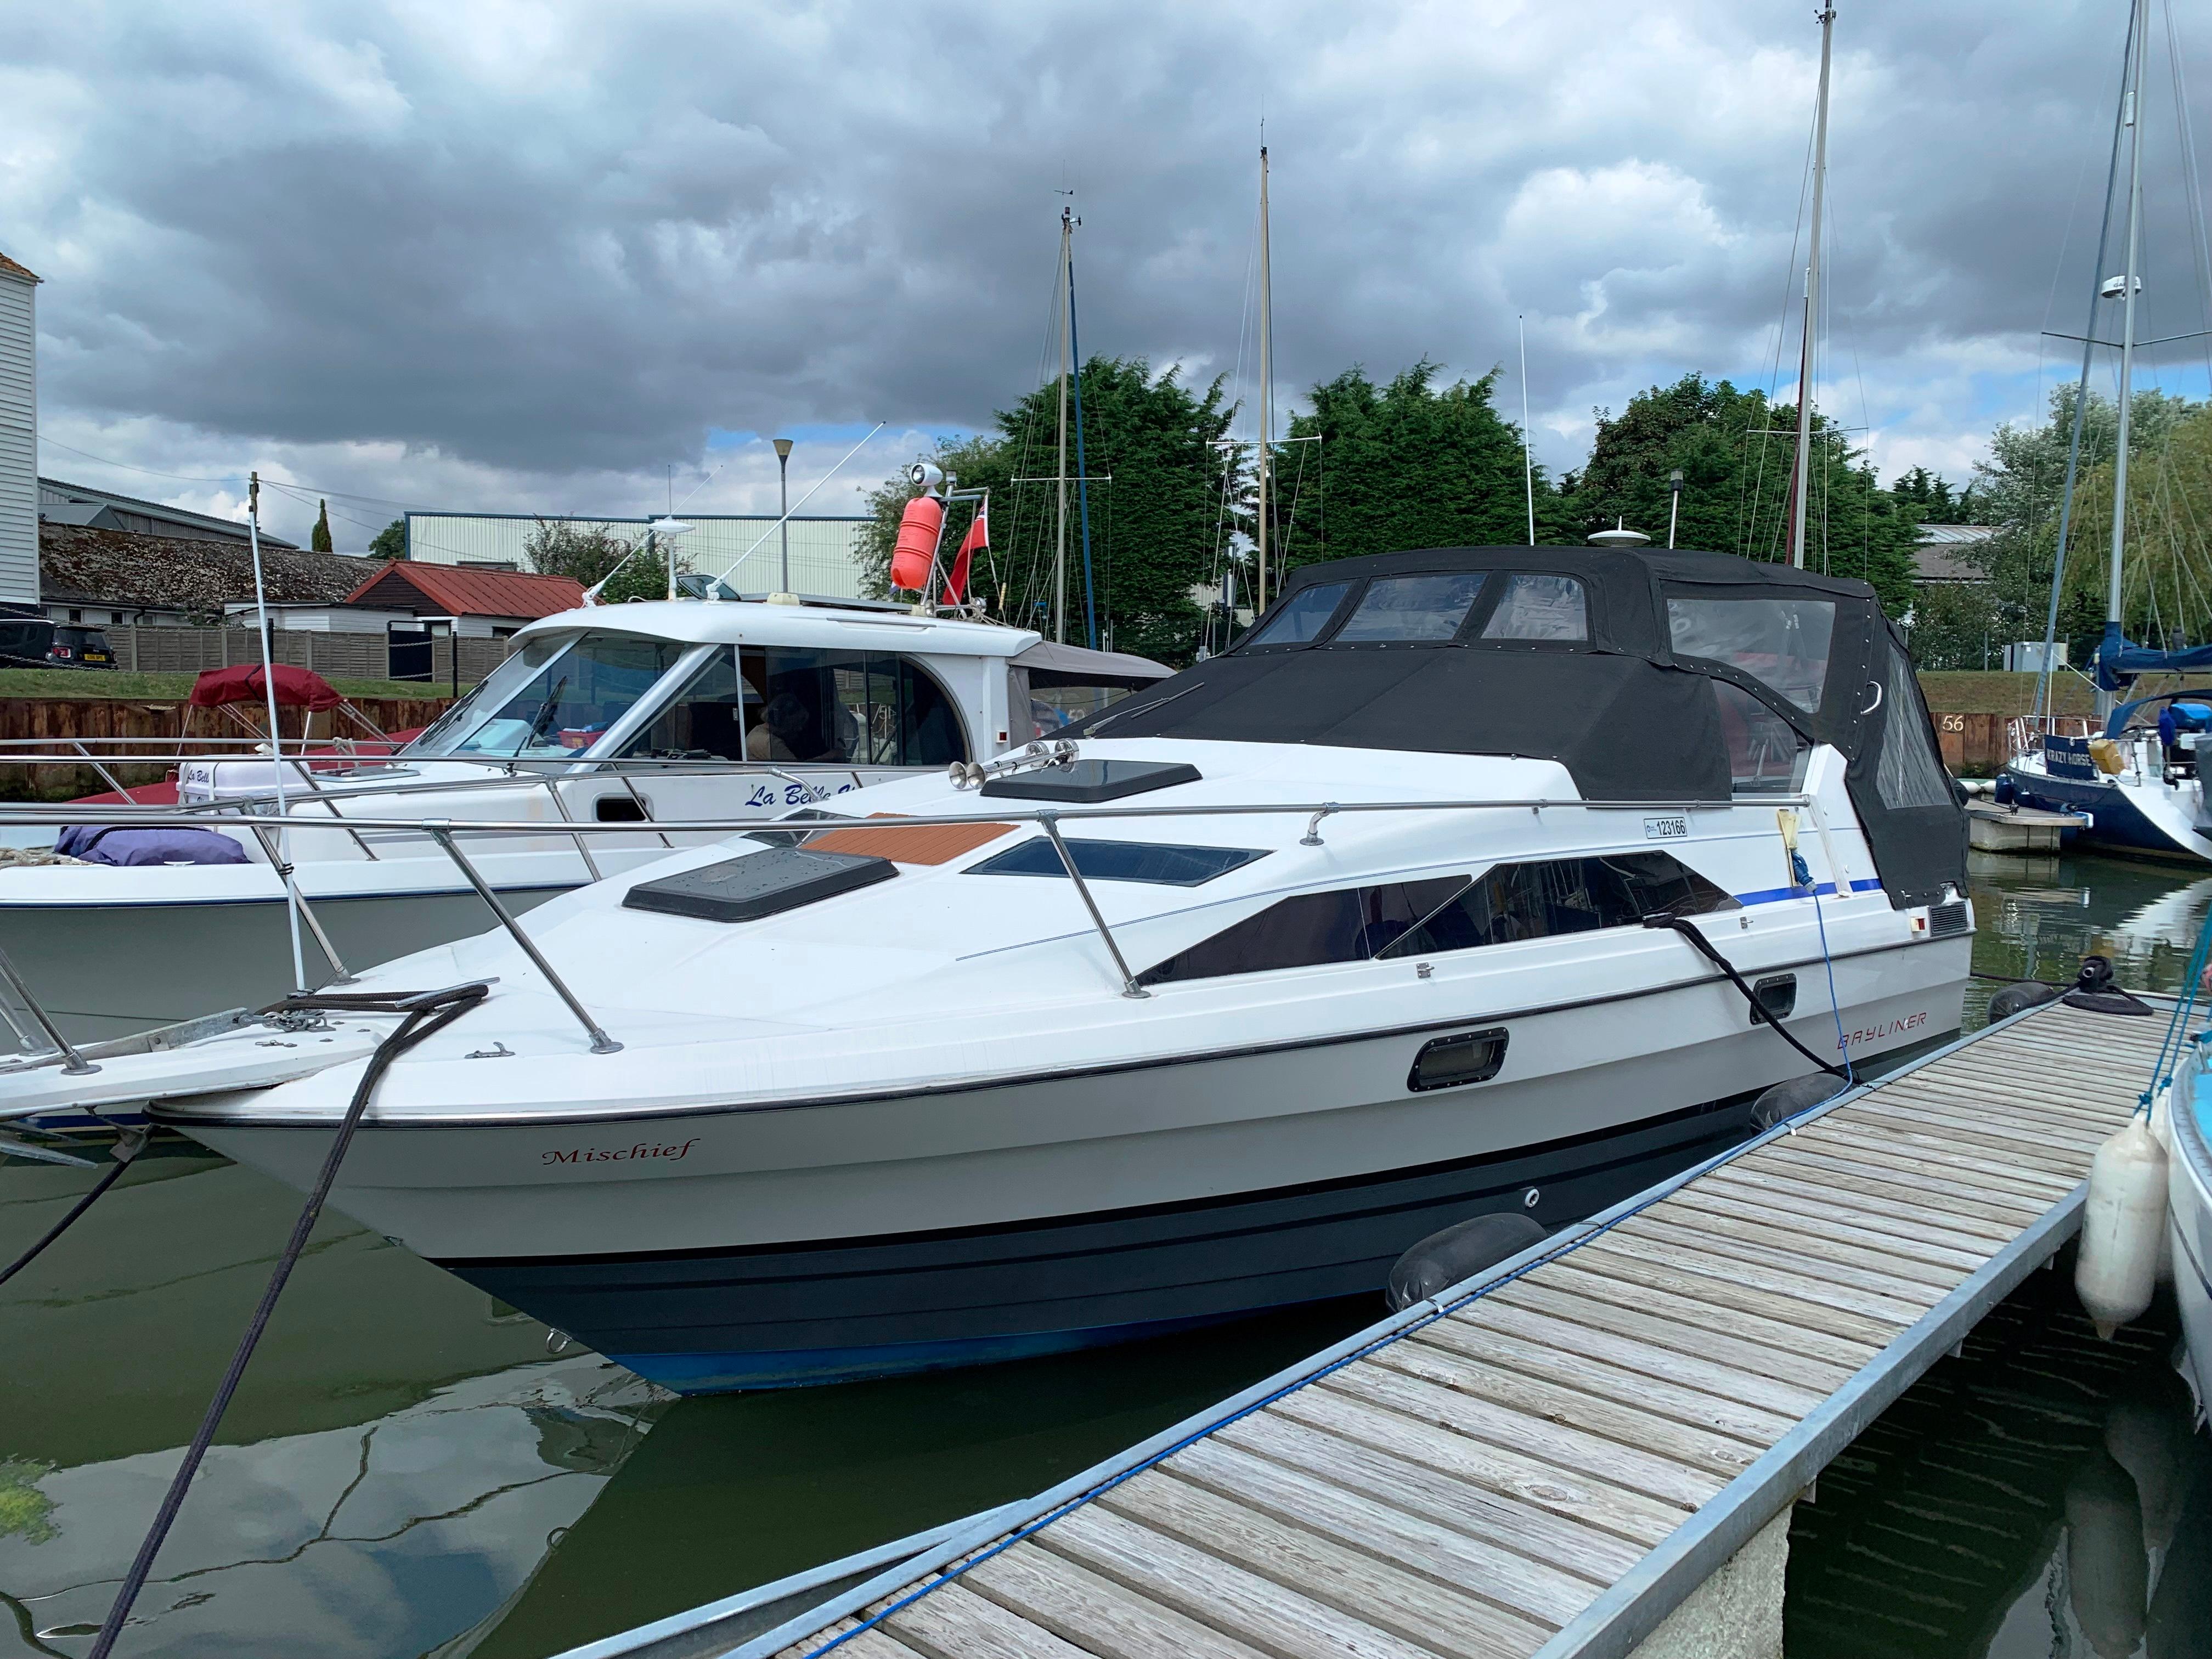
top-left (2002, 758), bottom-right (2212, 864)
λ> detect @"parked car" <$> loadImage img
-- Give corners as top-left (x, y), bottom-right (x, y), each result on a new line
top-left (47, 625), bottom-right (116, 668)
top-left (0, 618), bottom-right (57, 668)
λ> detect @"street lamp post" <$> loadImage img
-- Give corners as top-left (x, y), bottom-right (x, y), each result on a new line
top-left (1668, 469), bottom-right (1684, 549)
top-left (771, 437), bottom-right (797, 605)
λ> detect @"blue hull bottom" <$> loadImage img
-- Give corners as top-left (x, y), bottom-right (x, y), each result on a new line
top-left (440, 1091), bottom-right (1775, 1393)
top-left (2002, 765), bottom-right (2198, 860)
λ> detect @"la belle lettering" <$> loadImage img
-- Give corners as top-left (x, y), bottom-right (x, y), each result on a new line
top-left (543, 1139), bottom-right (699, 1166)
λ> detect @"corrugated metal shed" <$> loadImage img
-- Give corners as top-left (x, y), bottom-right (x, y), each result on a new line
top-left (36, 476), bottom-right (299, 548)
top-left (404, 512), bottom-right (873, 599)
top-left (0, 252), bottom-right (37, 608)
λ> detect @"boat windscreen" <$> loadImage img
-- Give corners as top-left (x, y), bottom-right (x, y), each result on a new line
top-left (1666, 595), bottom-right (1836, 712)
top-left (405, 632), bottom-right (686, 759)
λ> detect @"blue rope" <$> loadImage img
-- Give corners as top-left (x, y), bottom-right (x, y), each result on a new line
top-left (1808, 879), bottom-right (1855, 1089)
top-left (2140, 909), bottom-right (2212, 1119)
top-left (795, 1075), bottom-right (1853, 1659)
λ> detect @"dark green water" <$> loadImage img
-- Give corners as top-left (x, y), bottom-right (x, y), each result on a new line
top-left (2, 850), bottom-right (2207, 1658)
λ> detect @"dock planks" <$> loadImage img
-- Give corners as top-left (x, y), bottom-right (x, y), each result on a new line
top-left (645, 1001), bottom-right (2175, 1659)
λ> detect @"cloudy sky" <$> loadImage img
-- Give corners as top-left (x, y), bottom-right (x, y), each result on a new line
top-left (7, 0), bottom-right (2210, 548)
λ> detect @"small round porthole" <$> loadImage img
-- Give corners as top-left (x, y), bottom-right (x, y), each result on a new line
top-left (1407, 1027), bottom-right (1509, 1093)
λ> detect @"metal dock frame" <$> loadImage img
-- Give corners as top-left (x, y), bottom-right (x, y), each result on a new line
top-left (550, 997), bottom-right (2174, 1659)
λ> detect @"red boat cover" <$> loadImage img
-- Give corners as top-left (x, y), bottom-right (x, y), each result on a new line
top-left (187, 664), bottom-right (346, 711)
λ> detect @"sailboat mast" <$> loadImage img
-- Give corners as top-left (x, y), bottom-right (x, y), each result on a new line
top-left (2103, 0), bottom-right (2149, 713)
top-left (1790, 4), bottom-right (1835, 571)
top-left (1054, 206), bottom-right (1072, 645)
top-left (1256, 143), bottom-right (1273, 613)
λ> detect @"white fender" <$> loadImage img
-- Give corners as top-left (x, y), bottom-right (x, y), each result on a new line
top-left (2076, 1115), bottom-right (2169, 1340)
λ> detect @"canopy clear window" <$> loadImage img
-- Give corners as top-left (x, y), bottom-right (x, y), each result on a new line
top-left (404, 633), bottom-right (685, 759)
top-left (1666, 596), bottom-right (1835, 712)
top-left (624, 647), bottom-right (969, 766)
top-left (1481, 574), bottom-right (1588, 642)
top-left (1713, 681), bottom-right (1811, 794)
top-left (1333, 573), bottom-right (1488, 642)
top-left (1247, 582), bottom-right (1351, 647)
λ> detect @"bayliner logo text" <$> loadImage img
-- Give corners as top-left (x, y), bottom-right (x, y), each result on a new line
top-left (542, 1139), bottom-right (699, 1167)
top-left (1835, 1012), bottom-right (1927, 1050)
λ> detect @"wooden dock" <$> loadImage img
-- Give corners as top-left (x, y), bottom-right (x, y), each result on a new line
top-left (556, 999), bottom-right (2178, 1659)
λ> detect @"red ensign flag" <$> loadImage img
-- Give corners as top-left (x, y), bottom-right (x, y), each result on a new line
top-left (945, 508), bottom-right (987, 605)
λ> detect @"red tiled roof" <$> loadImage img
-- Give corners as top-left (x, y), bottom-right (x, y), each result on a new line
top-left (343, 562), bottom-right (585, 619)
top-left (0, 251), bottom-right (40, 284)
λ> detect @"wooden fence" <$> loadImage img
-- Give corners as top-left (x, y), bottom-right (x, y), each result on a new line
top-left (105, 625), bottom-right (516, 687)
top-left (0, 693), bottom-right (456, 800)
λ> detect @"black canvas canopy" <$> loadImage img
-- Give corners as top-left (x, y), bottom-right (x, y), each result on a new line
top-left (1075, 546), bottom-right (1964, 908)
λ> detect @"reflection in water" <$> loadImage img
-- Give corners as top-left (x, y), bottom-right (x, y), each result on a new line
top-left (7, 849), bottom-right (2212, 1657)
top-left (1785, 1261), bottom-right (2209, 1659)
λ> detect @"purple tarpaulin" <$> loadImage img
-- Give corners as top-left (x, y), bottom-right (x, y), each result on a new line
top-left (56, 826), bottom-right (251, 867)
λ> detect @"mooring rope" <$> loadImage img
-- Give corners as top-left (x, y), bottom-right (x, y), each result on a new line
top-left (86, 980), bottom-right (488, 1659)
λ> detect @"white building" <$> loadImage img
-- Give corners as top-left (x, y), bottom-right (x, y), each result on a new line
top-left (0, 252), bottom-right (38, 610)
top-left (403, 511), bottom-right (874, 599)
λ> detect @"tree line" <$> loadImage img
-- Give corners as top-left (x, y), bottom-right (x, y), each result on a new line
top-left (858, 361), bottom-right (1928, 663)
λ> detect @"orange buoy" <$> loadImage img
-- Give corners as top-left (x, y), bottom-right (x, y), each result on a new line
top-left (890, 496), bottom-right (944, 592)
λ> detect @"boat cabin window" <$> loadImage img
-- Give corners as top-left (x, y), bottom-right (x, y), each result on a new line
top-left (1377, 853), bottom-right (1736, 960)
top-left (1872, 646), bottom-right (1955, 810)
top-left (1138, 852), bottom-right (1736, 986)
top-left (405, 632), bottom-right (685, 759)
top-left (1333, 573), bottom-right (1488, 642)
top-left (727, 647), bottom-right (968, 767)
top-left (1666, 595), bottom-right (1835, 712)
top-left (625, 647), bottom-right (758, 760)
top-left (966, 838), bottom-right (1268, 887)
top-left (1138, 876), bottom-right (1466, 986)
top-left (1480, 574), bottom-right (1588, 642)
top-left (1247, 582), bottom-right (1353, 647)
top-left (1714, 681), bottom-right (1810, 795)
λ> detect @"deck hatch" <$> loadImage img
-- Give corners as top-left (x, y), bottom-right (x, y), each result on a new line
top-left (979, 759), bottom-right (1200, 803)
top-left (621, 847), bottom-right (897, 923)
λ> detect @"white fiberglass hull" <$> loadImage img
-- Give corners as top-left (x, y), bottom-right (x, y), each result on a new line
top-left (169, 926), bottom-right (1968, 1391)
top-left (2174, 1065), bottom-right (2212, 1427)
top-left (0, 845), bottom-right (675, 1041)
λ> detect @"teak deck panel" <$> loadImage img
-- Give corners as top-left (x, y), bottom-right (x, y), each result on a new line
top-left (568, 999), bottom-right (2175, 1659)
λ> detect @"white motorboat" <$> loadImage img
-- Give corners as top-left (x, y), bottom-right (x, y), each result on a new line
top-left (0, 599), bottom-right (1164, 1041)
top-left (12, 546), bottom-right (1974, 1390)
top-left (2170, 1034), bottom-right (2212, 1427)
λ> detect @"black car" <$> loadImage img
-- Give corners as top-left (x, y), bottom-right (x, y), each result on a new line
top-left (0, 618), bottom-right (55, 668)
top-left (0, 619), bottom-right (116, 669)
top-left (48, 625), bottom-right (115, 668)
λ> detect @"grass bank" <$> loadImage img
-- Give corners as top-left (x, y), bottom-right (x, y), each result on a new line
top-left (0, 669), bottom-right (456, 703)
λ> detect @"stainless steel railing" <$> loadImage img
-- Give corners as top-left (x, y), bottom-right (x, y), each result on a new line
top-left (0, 789), bottom-right (1829, 1074)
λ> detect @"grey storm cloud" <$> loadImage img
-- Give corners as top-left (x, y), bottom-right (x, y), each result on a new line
top-left (8, 0), bottom-right (2207, 511)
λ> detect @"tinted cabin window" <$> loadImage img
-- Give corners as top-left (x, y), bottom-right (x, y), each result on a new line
top-left (1333, 573), bottom-right (1488, 642)
top-left (1138, 876), bottom-right (1465, 986)
top-left (1713, 681), bottom-right (1810, 794)
top-left (1666, 596), bottom-right (1835, 712)
top-left (1247, 582), bottom-right (1352, 646)
top-left (968, 838), bottom-right (1266, 887)
top-left (1481, 574), bottom-right (1588, 642)
top-left (1379, 853), bottom-right (1735, 959)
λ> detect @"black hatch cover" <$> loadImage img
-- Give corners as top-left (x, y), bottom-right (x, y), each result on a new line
top-left (622, 846), bottom-right (897, 923)
top-left (980, 758), bottom-right (1201, 803)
